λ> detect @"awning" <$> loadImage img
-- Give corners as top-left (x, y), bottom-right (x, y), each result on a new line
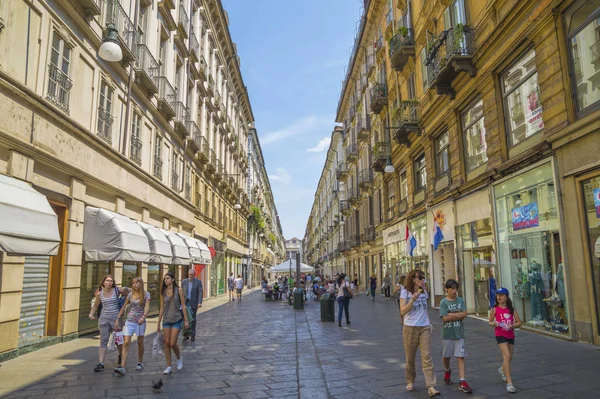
top-left (0, 175), bottom-right (60, 256)
top-left (136, 222), bottom-right (173, 264)
top-left (83, 207), bottom-right (151, 262)
top-left (160, 229), bottom-right (191, 265)
top-left (194, 238), bottom-right (212, 264)
top-left (175, 233), bottom-right (211, 264)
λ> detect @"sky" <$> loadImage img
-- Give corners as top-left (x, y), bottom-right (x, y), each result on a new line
top-left (222, 0), bottom-right (364, 240)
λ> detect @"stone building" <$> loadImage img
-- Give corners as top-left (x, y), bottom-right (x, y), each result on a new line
top-left (304, 0), bottom-right (600, 344)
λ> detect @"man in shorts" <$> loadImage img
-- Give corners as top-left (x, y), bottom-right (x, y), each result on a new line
top-left (234, 274), bottom-right (244, 301)
top-left (439, 279), bottom-right (472, 393)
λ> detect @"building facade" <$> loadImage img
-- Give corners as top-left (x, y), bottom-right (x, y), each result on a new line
top-left (304, 0), bottom-right (600, 344)
top-left (0, 0), bottom-right (282, 360)
top-left (285, 237), bottom-right (303, 263)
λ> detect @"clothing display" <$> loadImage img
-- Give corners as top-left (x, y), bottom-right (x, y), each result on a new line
top-left (529, 262), bottom-right (549, 322)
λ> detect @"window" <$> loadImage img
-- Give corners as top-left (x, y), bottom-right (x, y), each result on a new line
top-left (387, 178), bottom-right (396, 220)
top-left (462, 99), bottom-right (487, 172)
top-left (565, 3), bottom-right (600, 113)
top-left (501, 50), bottom-right (544, 147)
top-left (47, 32), bottom-right (72, 113)
top-left (130, 112), bottom-right (142, 165)
top-left (435, 132), bottom-right (450, 175)
top-left (420, 48), bottom-right (429, 92)
top-left (171, 150), bottom-right (179, 190)
top-left (138, 5), bottom-right (148, 45)
top-left (399, 171), bottom-right (408, 199)
top-left (408, 72), bottom-right (416, 99)
top-left (97, 81), bottom-right (114, 144)
top-left (159, 39), bottom-right (167, 75)
top-left (153, 134), bottom-right (163, 179)
top-left (443, 0), bottom-right (466, 30)
top-left (414, 154), bottom-right (427, 191)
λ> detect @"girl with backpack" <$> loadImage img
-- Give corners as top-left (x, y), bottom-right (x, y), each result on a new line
top-left (88, 275), bottom-right (129, 372)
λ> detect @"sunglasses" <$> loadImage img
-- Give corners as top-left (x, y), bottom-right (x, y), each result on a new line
top-left (416, 275), bottom-right (425, 280)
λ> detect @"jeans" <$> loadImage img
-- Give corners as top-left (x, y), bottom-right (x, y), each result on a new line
top-left (403, 325), bottom-right (437, 387)
top-left (384, 286), bottom-right (391, 298)
top-left (336, 296), bottom-right (350, 323)
top-left (370, 286), bottom-right (376, 298)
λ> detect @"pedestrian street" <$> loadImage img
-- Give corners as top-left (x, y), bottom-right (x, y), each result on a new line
top-left (2, 291), bottom-right (600, 399)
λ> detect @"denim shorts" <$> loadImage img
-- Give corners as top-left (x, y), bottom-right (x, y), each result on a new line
top-left (123, 320), bottom-right (147, 337)
top-left (162, 319), bottom-right (183, 330)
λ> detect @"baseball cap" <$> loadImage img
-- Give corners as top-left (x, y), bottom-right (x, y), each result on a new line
top-left (496, 287), bottom-right (509, 296)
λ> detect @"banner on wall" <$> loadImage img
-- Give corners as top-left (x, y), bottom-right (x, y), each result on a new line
top-left (427, 201), bottom-right (455, 245)
top-left (512, 202), bottom-right (539, 231)
top-left (594, 188), bottom-right (600, 218)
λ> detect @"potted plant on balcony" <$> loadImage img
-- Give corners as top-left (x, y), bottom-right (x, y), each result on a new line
top-left (398, 26), bottom-right (409, 38)
top-left (451, 23), bottom-right (467, 55)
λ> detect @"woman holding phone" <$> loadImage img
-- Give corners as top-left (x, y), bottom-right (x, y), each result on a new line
top-left (400, 269), bottom-right (440, 397)
top-left (156, 272), bottom-right (189, 375)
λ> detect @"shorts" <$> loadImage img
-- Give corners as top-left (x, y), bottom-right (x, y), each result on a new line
top-left (123, 320), bottom-right (147, 337)
top-left (441, 339), bottom-right (467, 358)
top-left (236, 288), bottom-right (242, 294)
top-left (496, 336), bottom-right (515, 345)
top-left (98, 319), bottom-right (115, 348)
top-left (162, 319), bottom-right (183, 330)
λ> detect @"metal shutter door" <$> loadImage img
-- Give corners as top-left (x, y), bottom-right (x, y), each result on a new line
top-left (19, 256), bottom-right (50, 345)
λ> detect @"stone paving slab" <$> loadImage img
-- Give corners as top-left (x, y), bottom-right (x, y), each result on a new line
top-left (2, 291), bottom-right (600, 398)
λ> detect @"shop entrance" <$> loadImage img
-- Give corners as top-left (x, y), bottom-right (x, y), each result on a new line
top-left (18, 256), bottom-right (50, 346)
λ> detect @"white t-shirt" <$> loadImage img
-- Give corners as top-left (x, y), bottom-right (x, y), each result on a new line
top-left (235, 278), bottom-right (244, 289)
top-left (400, 288), bottom-right (430, 327)
top-left (337, 281), bottom-right (348, 298)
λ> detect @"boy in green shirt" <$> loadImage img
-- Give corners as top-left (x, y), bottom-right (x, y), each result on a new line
top-left (439, 279), bottom-right (472, 393)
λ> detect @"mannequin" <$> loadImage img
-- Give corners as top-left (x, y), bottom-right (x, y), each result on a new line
top-left (488, 269), bottom-right (497, 309)
top-left (529, 261), bottom-right (549, 321)
top-left (556, 261), bottom-right (565, 302)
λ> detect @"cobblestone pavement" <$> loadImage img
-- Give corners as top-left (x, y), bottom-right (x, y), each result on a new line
top-left (2, 291), bottom-right (600, 399)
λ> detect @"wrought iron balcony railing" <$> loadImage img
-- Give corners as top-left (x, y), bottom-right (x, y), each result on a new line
top-left (135, 44), bottom-right (159, 94)
top-left (46, 63), bottom-right (73, 113)
top-left (189, 32), bottom-right (200, 61)
top-left (171, 170), bottom-right (179, 191)
top-left (393, 100), bottom-right (421, 146)
top-left (97, 105), bottom-right (114, 144)
top-left (129, 136), bottom-right (142, 165)
top-left (153, 155), bottom-right (163, 180)
top-left (389, 28), bottom-right (415, 71)
top-left (185, 182), bottom-right (191, 200)
top-left (156, 77), bottom-right (177, 119)
top-left (104, 0), bottom-right (135, 60)
top-left (178, 3), bottom-right (189, 38)
top-left (370, 83), bottom-right (388, 113)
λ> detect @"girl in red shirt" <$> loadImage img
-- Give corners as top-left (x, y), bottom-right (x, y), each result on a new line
top-left (488, 287), bottom-right (522, 393)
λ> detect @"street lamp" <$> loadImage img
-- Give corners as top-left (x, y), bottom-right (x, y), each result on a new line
top-left (98, 24), bottom-right (122, 62)
top-left (234, 203), bottom-right (241, 210)
top-left (384, 157), bottom-right (395, 173)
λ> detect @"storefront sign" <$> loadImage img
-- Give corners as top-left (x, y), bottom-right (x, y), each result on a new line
top-left (512, 202), bottom-right (539, 231)
top-left (383, 221), bottom-right (406, 246)
top-left (594, 188), bottom-right (600, 218)
top-left (456, 188), bottom-right (491, 226)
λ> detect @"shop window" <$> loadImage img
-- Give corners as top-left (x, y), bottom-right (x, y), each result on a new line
top-left (147, 264), bottom-right (160, 314)
top-left (462, 99), bottom-right (488, 172)
top-left (414, 153), bottom-right (427, 192)
top-left (564, 3), bottom-right (600, 114)
top-left (582, 176), bottom-right (600, 330)
top-left (78, 262), bottom-right (110, 333)
top-left (435, 132), bottom-right (450, 176)
top-left (501, 50), bottom-right (544, 147)
top-left (123, 263), bottom-right (140, 288)
top-left (493, 162), bottom-right (567, 334)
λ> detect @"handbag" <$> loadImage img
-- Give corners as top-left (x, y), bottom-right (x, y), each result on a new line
top-left (152, 332), bottom-right (164, 358)
top-left (343, 283), bottom-right (353, 298)
top-left (183, 305), bottom-right (194, 336)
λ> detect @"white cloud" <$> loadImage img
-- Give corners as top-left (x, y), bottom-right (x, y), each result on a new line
top-left (261, 115), bottom-right (332, 145)
top-left (307, 137), bottom-right (331, 153)
top-left (269, 167), bottom-right (291, 185)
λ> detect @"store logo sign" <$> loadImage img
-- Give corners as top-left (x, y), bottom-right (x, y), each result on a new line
top-left (512, 202), bottom-right (539, 231)
top-left (594, 188), bottom-right (600, 218)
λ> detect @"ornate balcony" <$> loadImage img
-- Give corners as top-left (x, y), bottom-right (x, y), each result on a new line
top-left (158, 0), bottom-right (176, 31)
top-left (103, 0), bottom-right (135, 63)
top-left (208, 149), bottom-right (217, 172)
top-left (156, 77), bottom-right (177, 120)
top-left (371, 141), bottom-right (390, 173)
top-left (171, 170), bottom-right (179, 191)
top-left (389, 28), bottom-right (415, 71)
top-left (358, 169), bottom-right (373, 191)
top-left (426, 26), bottom-right (477, 98)
top-left (189, 121), bottom-right (201, 151)
top-left (340, 200), bottom-right (351, 216)
top-left (346, 143), bottom-right (358, 163)
top-left (46, 63), bottom-right (73, 113)
top-left (173, 101), bottom-right (190, 137)
top-left (177, 3), bottom-right (189, 39)
top-left (135, 44), bottom-right (159, 95)
top-left (189, 33), bottom-right (200, 63)
top-left (199, 136), bottom-right (209, 163)
top-left (153, 155), bottom-right (163, 180)
top-left (348, 187), bottom-right (360, 206)
top-left (393, 100), bottom-right (421, 147)
top-left (96, 105), bottom-right (113, 144)
top-left (356, 114), bottom-right (371, 142)
top-left (336, 162), bottom-right (349, 181)
top-left (129, 136), bottom-right (142, 166)
top-left (349, 234), bottom-right (360, 248)
top-left (370, 83), bottom-right (388, 113)
top-left (364, 226), bottom-right (375, 242)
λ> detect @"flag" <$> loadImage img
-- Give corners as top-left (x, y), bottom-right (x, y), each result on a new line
top-left (405, 225), bottom-right (417, 257)
top-left (433, 220), bottom-right (444, 251)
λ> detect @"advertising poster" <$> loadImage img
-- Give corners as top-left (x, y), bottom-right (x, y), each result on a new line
top-left (512, 202), bottom-right (539, 231)
top-left (594, 188), bottom-right (600, 218)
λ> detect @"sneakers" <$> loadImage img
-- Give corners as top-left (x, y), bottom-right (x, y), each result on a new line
top-left (506, 383), bottom-right (516, 393)
top-left (338, 322), bottom-right (342, 327)
top-left (498, 366), bottom-right (507, 382)
top-left (136, 362), bottom-right (144, 370)
top-left (458, 380), bottom-right (473, 393)
top-left (113, 366), bottom-right (126, 376)
top-left (176, 357), bottom-right (183, 371)
top-left (94, 363), bottom-right (104, 372)
top-left (444, 369), bottom-right (452, 385)
top-left (371, 297), bottom-right (374, 301)
top-left (182, 335), bottom-right (189, 342)
top-left (117, 355), bottom-right (122, 367)
top-left (163, 366), bottom-right (172, 375)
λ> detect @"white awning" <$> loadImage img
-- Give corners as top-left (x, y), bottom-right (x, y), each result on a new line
top-left (136, 222), bottom-right (173, 264)
top-left (160, 229), bottom-right (191, 265)
top-left (175, 233), bottom-right (211, 264)
top-left (83, 207), bottom-right (151, 262)
top-left (0, 175), bottom-right (60, 256)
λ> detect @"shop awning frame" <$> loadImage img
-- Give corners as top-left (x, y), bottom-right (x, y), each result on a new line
top-left (0, 175), bottom-right (61, 256)
top-left (83, 207), bottom-right (151, 262)
top-left (136, 222), bottom-right (173, 264)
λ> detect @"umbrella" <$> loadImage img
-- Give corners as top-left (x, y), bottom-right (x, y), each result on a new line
top-left (269, 259), bottom-right (314, 273)
top-left (313, 277), bottom-right (321, 281)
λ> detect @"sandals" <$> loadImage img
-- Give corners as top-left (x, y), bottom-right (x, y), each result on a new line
top-left (406, 383), bottom-right (414, 391)
top-left (428, 387), bottom-right (441, 397)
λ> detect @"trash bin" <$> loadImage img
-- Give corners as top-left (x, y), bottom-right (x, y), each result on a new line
top-left (293, 288), bottom-right (304, 310)
top-left (320, 294), bottom-right (335, 322)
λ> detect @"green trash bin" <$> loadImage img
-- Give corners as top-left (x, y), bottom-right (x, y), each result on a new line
top-left (320, 293), bottom-right (335, 322)
top-left (294, 288), bottom-right (304, 310)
